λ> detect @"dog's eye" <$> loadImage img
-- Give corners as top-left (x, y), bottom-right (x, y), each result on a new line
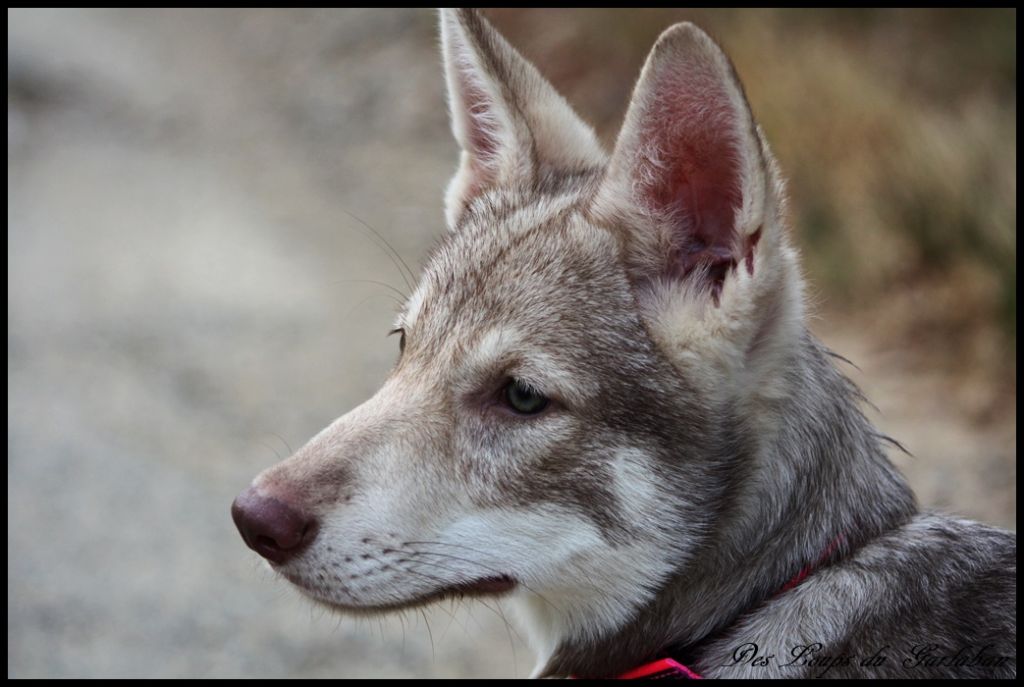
top-left (504, 379), bottom-right (549, 415)
top-left (389, 328), bottom-right (406, 354)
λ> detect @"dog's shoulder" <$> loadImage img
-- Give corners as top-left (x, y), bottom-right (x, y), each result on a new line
top-left (698, 514), bottom-right (1015, 678)
top-left (836, 513), bottom-right (1015, 677)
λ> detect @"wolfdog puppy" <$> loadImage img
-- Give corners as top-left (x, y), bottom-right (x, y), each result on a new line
top-left (233, 9), bottom-right (1016, 678)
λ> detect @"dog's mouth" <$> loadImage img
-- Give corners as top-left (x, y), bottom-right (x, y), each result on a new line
top-left (431, 575), bottom-right (517, 598)
top-left (282, 570), bottom-right (517, 613)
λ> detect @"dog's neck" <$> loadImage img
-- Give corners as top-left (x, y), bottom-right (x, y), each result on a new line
top-left (536, 330), bottom-right (918, 679)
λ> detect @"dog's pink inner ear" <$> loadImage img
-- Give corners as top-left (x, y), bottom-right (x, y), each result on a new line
top-left (636, 69), bottom-right (744, 292)
top-left (452, 53), bottom-right (503, 196)
top-left (462, 76), bottom-right (499, 168)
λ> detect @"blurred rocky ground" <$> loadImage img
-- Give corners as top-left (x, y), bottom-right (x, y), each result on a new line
top-left (8, 8), bottom-right (1015, 679)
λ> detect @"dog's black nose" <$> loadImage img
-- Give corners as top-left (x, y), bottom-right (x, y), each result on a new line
top-left (231, 487), bottom-right (318, 564)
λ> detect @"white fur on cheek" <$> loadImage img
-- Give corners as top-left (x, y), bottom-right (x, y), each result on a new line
top-left (435, 502), bottom-right (680, 673)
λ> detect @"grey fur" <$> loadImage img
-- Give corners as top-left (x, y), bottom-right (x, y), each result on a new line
top-left (236, 9), bottom-right (1016, 679)
top-left (543, 332), bottom-right (1016, 678)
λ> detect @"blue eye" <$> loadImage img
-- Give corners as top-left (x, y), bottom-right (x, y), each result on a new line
top-left (504, 380), bottom-right (549, 415)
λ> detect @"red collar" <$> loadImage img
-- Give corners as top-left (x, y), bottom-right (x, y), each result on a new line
top-left (586, 535), bottom-right (846, 680)
top-left (617, 657), bottom-right (704, 680)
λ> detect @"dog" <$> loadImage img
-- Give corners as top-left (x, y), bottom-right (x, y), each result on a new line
top-left (232, 9), bottom-right (1016, 678)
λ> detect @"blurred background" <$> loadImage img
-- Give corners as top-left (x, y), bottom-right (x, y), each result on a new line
top-left (7, 8), bottom-right (1015, 679)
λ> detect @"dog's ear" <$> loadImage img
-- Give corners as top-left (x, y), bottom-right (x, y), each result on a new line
top-left (440, 8), bottom-right (606, 229)
top-left (595, 23), bottom-right (775, 301)
top-left (595, 23), bottom-right (802, 388)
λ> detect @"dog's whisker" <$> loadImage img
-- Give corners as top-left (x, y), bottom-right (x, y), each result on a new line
top-left (337, 206), bottom-right (416, 293)
top-left (267, 431), bottom-right (293, 457)
top-left (399, 538), bottom-right (604, 597)
top-left (343, 292), bottom-right (404, 322)
top-left (332, 277), bottom-right (409, 301)
top-left (255, 438), bottom-right (282, 461)
top-left (480, 598), bottom-right (521, 676)
top-left (419, 608), bottom-right (436, 662)
top-left (397, 548), bottom-right (567, 615)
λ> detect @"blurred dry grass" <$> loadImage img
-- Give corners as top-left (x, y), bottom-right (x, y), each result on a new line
top-left (7, 8), bottom-right (1015, 679)
top-left (494, 8), bottom-right (1016, 342)
top-left (489, 7), bottom-right (1017, 446)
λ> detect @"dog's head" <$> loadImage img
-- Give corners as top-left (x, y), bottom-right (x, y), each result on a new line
top-left (233, 8), bottom-right (802, 661)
